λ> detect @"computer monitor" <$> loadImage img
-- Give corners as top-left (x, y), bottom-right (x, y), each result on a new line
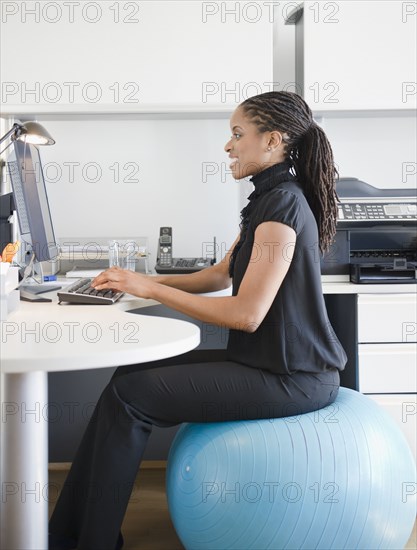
top-left (7, 140), bottom-right (59, 264)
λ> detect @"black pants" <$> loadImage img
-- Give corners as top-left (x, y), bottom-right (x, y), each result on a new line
top-left (49, 350), bottom-right (340, 550)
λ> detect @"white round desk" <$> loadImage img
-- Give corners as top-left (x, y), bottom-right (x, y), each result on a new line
top-left (0, 294), bottom-right (200, 550)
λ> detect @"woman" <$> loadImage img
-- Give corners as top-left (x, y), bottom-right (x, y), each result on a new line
top-left (49, 91), bottom-right (347, 550)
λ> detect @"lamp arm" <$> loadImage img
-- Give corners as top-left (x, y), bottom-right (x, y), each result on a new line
top-left (0, 123), bottom-right (22, 146)
top-left (0, 141), bottom-right (15, 156)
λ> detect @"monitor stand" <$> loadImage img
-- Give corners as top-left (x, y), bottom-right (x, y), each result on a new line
top-left (19, 284), bottom-right (61, 302)
top-left (18, 253), bottom-right (61, 302)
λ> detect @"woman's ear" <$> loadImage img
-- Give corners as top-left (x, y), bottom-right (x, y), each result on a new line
top-left (267, 131), bottom-right (284, 151)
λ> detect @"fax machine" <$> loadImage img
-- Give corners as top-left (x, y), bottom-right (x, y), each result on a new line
top-left (321, 178), bottom-right (417, 283)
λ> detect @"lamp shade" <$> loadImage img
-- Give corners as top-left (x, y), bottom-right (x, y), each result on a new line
top-left (17, 122), bottom-right (55, 145)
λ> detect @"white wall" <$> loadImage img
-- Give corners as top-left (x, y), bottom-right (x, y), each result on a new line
top-left (0, 0), bottom-right (276, 265)
top-left (22, 109), bottom-right (415, 271)
top-left (1, 1), bottom-right (415, 269)
top-left (33, 117), bottom-right (241, 263)
top-left (322, 115), bottom-right (416, 189)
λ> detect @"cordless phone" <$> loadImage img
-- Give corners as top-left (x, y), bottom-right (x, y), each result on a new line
top-left (155, 226), bottom-right (215, 274)
top-left (158, 226), bottom-right (173, 267)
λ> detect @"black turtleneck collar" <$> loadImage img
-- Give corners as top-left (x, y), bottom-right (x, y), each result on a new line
top-left (249, 160), bottom-right (295, 198)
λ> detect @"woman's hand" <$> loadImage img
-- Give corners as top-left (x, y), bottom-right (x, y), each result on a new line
top-left (91, 267), bottom-right (156, 299)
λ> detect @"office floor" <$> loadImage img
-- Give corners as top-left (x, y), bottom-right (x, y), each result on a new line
top-left (48, 465), bottom-right (183, 549)
top-left (49, 465), bottom-right (417, 550)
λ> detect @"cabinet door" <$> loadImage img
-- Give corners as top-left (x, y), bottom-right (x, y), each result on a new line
top-left (299, 1), bottom-right (417, 110)
top-left (358, 343), bottom-right (417, 393)
top-left (357, 294), bottom-right (417, 343)
top-left (0, 1), bottom-right (273, 109)
top-left (367, 394), bottom-right (417, 463)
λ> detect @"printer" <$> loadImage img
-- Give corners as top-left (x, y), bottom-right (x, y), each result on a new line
top-left (321, 178), bottom-right (417, 283)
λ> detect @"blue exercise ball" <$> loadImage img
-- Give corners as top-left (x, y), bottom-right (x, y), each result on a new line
top-left (166, 387), bottom-right (416, 550)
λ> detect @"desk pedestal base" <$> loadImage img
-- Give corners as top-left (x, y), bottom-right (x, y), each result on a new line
top-left (1, 371), bottom-right (48, 550)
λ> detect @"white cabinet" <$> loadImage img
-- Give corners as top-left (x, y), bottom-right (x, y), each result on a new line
top-left (0, 1), bottom-right (273, 112)
top-left (357, 293), bottom-right (417, 460)
top-left (358, 343), bottom-right (417, 394)
top-left (357, 294), bottom-right (417, 343)
top-left (291, 1), bottom-right (417, 111)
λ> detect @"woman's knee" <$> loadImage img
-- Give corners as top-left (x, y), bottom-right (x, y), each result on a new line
top-left (92, 372), bottom-right (153, 429)
top-left (108, 367), bottom-right (162, 417)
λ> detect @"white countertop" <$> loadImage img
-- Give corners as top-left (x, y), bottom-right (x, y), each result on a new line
top-left (321, 280), bottom-right (417, 294)
top-left (0, 291), bottom-right (200, 374)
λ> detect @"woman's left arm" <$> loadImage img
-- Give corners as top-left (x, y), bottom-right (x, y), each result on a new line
top-left (92, 222), bottom-right (296, 333)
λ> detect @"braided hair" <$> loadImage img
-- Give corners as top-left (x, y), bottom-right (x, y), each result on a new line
top-left (240, 91), bottom-right (339, 254)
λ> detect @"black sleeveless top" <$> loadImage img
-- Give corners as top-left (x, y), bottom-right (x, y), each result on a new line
top-left (227, 161), bottom-right (347, 375)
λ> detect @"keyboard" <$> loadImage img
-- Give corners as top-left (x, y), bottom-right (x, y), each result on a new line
top-left (57, 278), bottom-right (124, 305)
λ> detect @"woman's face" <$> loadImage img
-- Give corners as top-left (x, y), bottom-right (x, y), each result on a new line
top-left (224, 106), bottom-right (285, 180)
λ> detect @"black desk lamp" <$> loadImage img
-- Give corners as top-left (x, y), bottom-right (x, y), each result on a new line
top-left (0, 121), bottom-right (55, 154)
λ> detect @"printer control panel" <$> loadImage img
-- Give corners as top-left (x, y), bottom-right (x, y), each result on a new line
top-left (338, 202), bottom-right (417, 222)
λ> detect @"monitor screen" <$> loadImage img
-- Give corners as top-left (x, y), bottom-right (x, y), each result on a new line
top-left (7, 140), bottom-right (59, 263)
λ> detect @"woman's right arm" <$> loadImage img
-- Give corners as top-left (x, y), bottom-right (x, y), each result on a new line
top-left (153, 235), bottom-right (239, 294)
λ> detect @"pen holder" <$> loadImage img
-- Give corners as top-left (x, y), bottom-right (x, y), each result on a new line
top-left (0, 264), bottom-right (20, 321)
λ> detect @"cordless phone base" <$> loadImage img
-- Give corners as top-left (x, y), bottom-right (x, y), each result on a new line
top-left (155, 257), bottom-right (212, 274)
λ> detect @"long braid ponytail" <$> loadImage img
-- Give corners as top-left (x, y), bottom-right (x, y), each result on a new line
top-left (241, 91), bottom-right (339, 253)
